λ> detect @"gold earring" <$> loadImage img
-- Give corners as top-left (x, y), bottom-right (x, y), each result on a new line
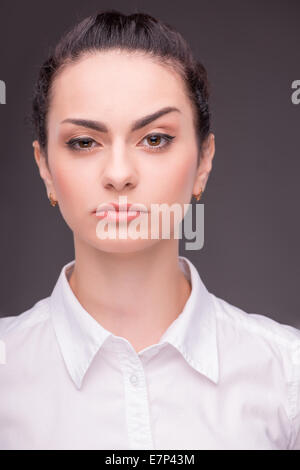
top-left (193, 188), bottom-right (203, 201)
top-left (48, 192), bottom-right (58, 207)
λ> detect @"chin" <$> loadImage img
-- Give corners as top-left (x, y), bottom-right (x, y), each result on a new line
top-left (91, 236), bottom-right (161, 254)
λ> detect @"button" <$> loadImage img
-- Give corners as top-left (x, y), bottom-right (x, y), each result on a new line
top-left (130, 374), bottom-right (138, 385)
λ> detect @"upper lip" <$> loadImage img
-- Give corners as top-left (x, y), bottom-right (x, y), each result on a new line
top-left (95, 202), bottom-right (148, 213)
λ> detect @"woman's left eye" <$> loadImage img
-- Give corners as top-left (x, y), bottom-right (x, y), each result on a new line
top-left (140, 133), bottom-right (175, 152)
top-left (65, 133), bottom-right (175, 153)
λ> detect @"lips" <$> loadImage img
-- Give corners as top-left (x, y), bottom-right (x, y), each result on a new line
top-left (94, 210), bottom-right (143, 223)
top-left (95, 201), bottom-right (148, 213)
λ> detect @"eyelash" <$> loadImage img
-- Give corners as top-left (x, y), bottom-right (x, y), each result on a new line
top-left (65, 133), bottom-right (176, 154)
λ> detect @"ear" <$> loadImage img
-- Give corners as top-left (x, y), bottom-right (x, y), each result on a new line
top-left (32, 140), bottom-right (56, 200)
top-left (192, 133), bottom-right (215, 195)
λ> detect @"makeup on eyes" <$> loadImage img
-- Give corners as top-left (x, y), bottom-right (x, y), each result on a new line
top-left (59, 108), bottom-right (180, 152)
top-left (64, 132), bottom-right (176, 154)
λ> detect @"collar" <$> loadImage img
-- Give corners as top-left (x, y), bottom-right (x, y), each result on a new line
top-left (49, 256), bottom-right (219, 389)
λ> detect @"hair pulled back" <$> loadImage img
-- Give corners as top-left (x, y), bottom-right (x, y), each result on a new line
top-left (29, 9), bottom-right (212, 164)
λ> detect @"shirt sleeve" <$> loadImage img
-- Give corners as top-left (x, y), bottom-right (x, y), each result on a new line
top-left (287, 342), bottom-right (300, 450)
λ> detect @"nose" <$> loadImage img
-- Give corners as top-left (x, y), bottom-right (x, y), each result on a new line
top-left (101, 146), bottom-right (138, 193)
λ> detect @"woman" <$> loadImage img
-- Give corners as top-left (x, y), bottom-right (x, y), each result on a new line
top-left (0, 9), bottom-right (299, 450)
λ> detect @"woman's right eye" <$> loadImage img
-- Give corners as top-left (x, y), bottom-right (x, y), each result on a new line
top-left (65, 137), bottom-right (98, 152)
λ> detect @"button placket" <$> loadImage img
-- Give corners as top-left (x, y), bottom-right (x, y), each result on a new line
top-left (129, 374), bottom-right (138, 386)
top-left (117, 342), bottom-right (154, 449)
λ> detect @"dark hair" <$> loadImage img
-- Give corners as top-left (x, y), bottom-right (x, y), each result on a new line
top-left (28, 9), bottom-right (211, 166)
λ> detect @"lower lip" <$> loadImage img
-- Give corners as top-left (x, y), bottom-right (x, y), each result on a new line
top-left (94, 210), bottom-right (145, 222)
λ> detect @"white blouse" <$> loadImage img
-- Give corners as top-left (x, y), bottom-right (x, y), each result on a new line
top-left (0, 255), bottom-right (299, 450)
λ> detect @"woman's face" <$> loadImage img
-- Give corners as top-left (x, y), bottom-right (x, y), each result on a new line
top-left (34, 50), bottom-right (214, 253)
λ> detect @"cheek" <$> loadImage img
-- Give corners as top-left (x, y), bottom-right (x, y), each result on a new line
top-left (51, 160), bottom-right (90, 215)
top-left (160, 152), bottom-right (196, 203)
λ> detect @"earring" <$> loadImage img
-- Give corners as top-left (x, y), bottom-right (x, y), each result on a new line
top-left (193, 188), bottom-right (203, 201)
top-left (48, 192), bottom-right (58, 207)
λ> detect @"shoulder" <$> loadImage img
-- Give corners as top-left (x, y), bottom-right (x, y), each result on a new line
top-left (210, 292), bottom-right (300, 351)
top-left (210, 292), bottom-right (300, 415)
top-left (0, 297), bottom-right (51, 343)
top-left (210, 293), bottom-right (300, 447)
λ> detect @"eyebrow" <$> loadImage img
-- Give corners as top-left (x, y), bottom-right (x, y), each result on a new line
top-left (60, 106), bottom-right (181, 133)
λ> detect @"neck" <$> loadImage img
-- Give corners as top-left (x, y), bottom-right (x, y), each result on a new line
top-left (68, 237), bottom-right (192, 353)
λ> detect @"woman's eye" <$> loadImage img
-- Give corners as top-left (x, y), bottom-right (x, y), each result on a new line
top-left (65, 137), bottom-right (98, 152)
top-left (141, 133), bottom-right (175, 153)
top-left (65, 133), bottom-right (175, 154)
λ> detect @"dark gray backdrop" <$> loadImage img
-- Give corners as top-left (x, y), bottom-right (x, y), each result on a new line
top-left (0, 0), bottom-right (299, 328)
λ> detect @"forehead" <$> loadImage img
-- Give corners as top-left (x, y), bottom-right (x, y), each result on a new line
top-left (48, 50), bottom-right (192, 127)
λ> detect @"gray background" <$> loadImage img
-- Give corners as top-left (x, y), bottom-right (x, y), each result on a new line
top-left (0, 0), bottom-right (299, 328)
